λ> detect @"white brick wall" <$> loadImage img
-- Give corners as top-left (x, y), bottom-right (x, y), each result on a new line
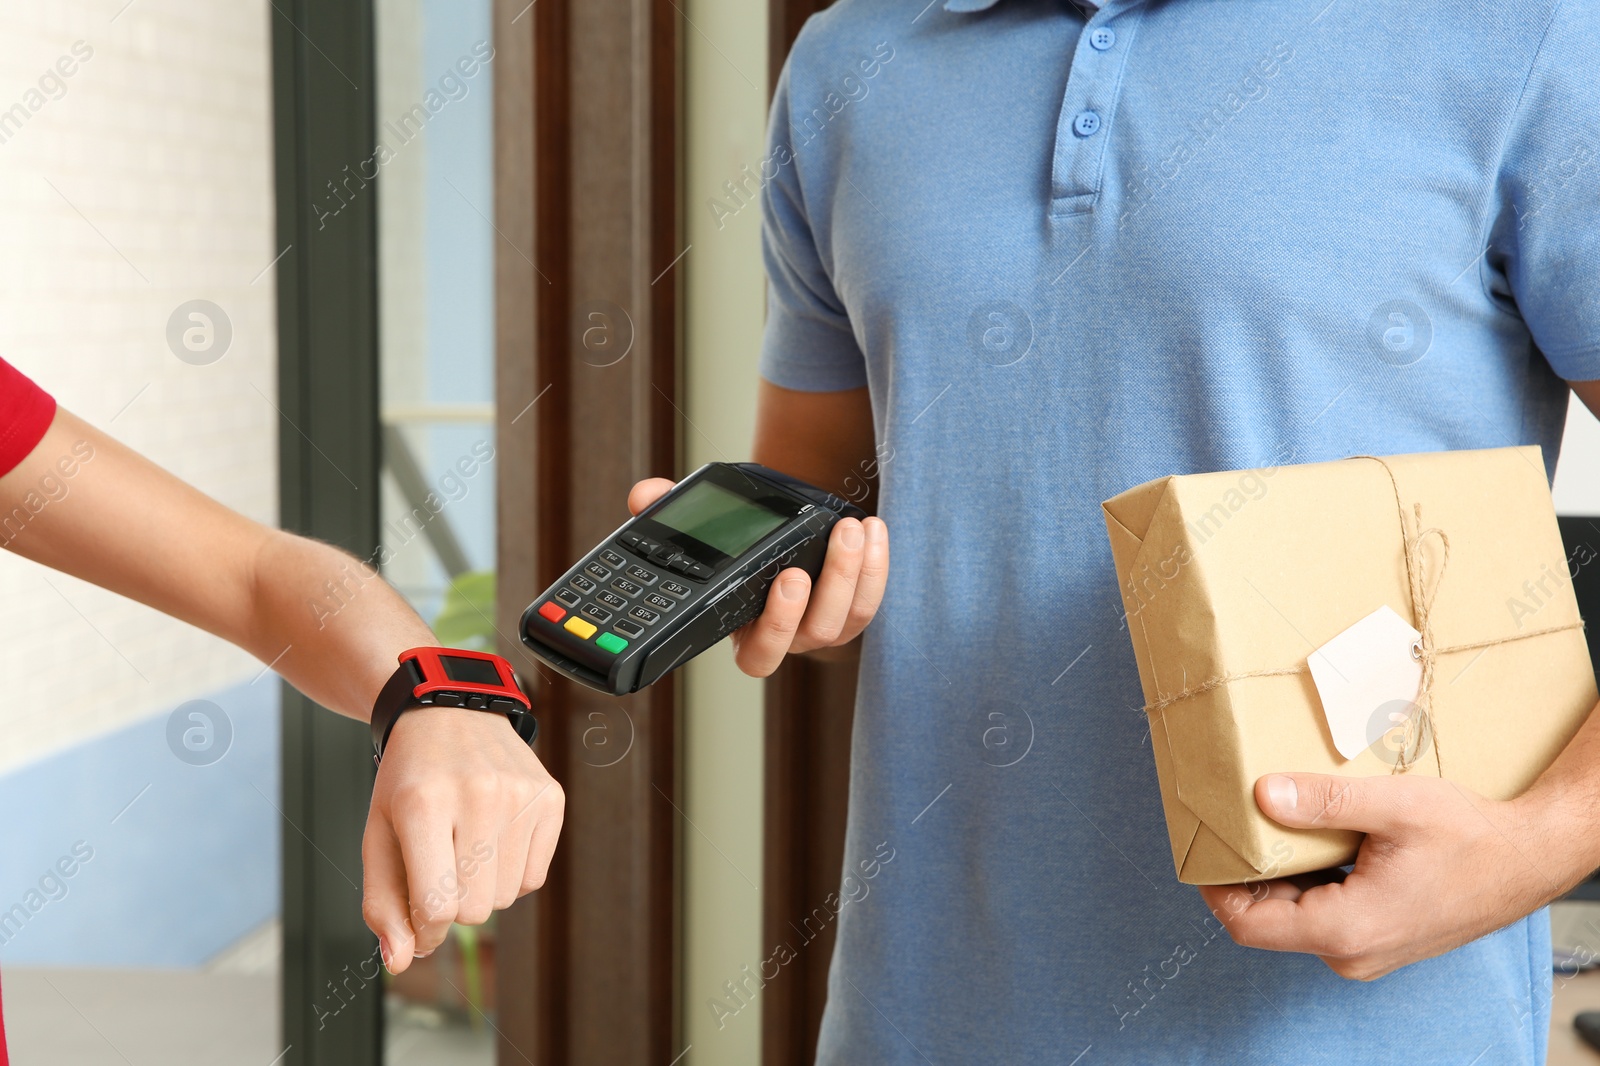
top-left (0, 1), bottom-right (276, 775)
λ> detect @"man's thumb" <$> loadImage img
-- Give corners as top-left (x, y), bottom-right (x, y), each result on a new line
top-left (1255, 773), bottom-right (1402, 833)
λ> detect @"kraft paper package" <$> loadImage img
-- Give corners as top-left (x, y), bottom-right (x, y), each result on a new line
top-left (1102, 446), bottom-right (1596, 885)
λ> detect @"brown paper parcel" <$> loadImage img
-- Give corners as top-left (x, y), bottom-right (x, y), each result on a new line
top-left (1102, 445), bottom-right (1596, 885)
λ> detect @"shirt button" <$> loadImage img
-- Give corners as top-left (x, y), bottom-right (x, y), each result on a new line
top-left (1073, 110), bottom-right (1102, 136)
top-left (1090, 27), bottom-right (1116, 50)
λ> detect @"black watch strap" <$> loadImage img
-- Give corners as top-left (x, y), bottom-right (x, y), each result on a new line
top-left (370, 656), bottom-right (538, 764)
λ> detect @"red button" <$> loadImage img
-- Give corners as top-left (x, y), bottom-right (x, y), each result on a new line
top-left (537, 601), bottom-right (566, 623)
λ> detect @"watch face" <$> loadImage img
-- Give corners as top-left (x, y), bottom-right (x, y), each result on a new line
top-left (439, 654), bottom-right (504, 687)
top-left (401, 647), bottom-right (529, 710)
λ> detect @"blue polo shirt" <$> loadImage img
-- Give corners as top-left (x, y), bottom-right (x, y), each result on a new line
top-left (757, 0), bottom-right (1600, 1061)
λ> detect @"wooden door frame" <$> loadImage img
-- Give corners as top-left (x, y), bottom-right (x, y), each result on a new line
top-left (760, 3), bottom-right (859, 1064)
top-left (491, 3), bottom-right (853, 1062)
top-left (491, 1), bottom-right (684, 1062)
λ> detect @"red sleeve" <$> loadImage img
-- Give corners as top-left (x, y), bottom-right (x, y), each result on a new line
top-left (0, 359), bottom-right (56, 477)
top-left (0, 967), bottom-right (10, 1065)
top-left (0, 363), bottom-right (47, 1060)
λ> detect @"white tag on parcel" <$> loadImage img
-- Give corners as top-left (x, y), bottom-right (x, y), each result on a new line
top-left (1306, 605), bottom-right (1423, 761)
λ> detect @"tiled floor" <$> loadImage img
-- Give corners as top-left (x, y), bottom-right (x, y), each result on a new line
top-left (4, 968), bottom-right (280, 1064)
top-left (15, 965), bottom-right (1600, 1064)
top-left (4, 969), bottom-right (494, 1065)
top-left (4, 920), bottom-right (491, 1065)
top-left (14, 912), bottom-right (1600, 1064)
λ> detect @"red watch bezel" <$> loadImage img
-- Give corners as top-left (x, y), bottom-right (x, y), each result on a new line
top-left (400, 646), bottom-right (531, 709)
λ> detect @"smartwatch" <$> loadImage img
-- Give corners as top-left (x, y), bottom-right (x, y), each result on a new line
top-left (370, 647), bottom-right (537, 764)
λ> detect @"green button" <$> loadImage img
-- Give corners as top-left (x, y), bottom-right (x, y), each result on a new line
top-left (596, 632), bottom-right (629, 654)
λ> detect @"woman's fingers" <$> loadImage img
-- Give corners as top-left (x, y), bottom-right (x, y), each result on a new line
top-left (359, 811), bottom-right (415, 974)
top-left (520, 780), bottom-right (565, 894)
top-left (389, 798), bottom-right (460, 958)
top-left (451, 820), bottom-right (501, 927)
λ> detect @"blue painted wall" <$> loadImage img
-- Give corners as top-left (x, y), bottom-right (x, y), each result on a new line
top-left (0, 678), bottom-right (280, 967)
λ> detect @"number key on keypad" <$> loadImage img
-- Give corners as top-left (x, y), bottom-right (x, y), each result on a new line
top-left (599, 548), bottom-right (626, 568)
top-left (625, 565), bottom-right (657, 585)
top-left (583, 561), bottom-right (612, 581)
top-left (645, 593), bottom-right (674, 611)
top-left (596, 590), bottom-right (627, 610)
top-left (629, 605), bottom-right (660, 625)
top-left (582, 603), bottom-right (613, 624)
top-left (659, 580), bottom-right (691, 599)
top-left (570, 575), bottom-right (597, 594)
top-left (612, 577), bottom-right (644, 597)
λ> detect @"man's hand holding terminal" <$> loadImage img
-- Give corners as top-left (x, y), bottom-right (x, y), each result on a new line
top-left (626, 477), bottom-right (888, 676)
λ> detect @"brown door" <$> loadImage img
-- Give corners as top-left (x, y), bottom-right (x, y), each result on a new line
top-left (491, 0), bottom-right (684, 1062)
top-left (760, 4), bottom-right (861, 1065)
top-left (491, 2), bottom-right (850, 1062)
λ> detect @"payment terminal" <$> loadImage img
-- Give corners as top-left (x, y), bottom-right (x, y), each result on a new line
top-left (519, 462), bottom-right (867, 694)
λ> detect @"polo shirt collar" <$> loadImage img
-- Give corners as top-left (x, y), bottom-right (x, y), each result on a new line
top-left (943, 0), bottom-right (1109, 11)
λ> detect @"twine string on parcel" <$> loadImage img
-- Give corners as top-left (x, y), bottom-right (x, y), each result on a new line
top-left (1139, 454), bottom-right (1587, 776)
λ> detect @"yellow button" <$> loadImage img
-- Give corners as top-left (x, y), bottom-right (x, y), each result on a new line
top-left (563, 616), bottom-right (597, 640)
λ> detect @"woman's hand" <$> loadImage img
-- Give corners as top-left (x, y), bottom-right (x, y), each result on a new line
top-left (361, 707), bottom-right (564, 972)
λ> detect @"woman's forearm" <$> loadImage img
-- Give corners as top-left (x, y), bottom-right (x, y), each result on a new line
top-left (244, 530), bottom-right (437, 720)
